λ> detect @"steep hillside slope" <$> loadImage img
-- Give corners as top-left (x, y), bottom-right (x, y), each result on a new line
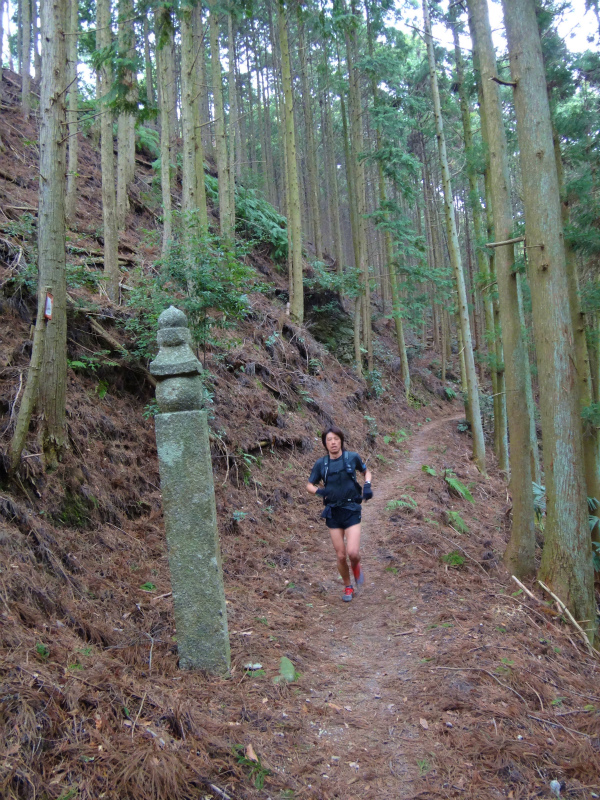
top-left (1, 70), bottom-right (598, 800)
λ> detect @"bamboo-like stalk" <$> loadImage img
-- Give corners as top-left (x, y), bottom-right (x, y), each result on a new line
top-left (423, 0), bottom-right (485, 472)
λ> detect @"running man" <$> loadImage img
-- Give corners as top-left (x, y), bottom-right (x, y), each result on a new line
top-left (307, 425), bottom-right (373, 602)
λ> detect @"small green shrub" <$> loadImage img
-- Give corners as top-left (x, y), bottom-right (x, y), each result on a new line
top-left (364, 415), bottom-right (378, 437)
top-left (444, 470), bottom-right (474, 503)
top-left (124, 225), bottom-right (255, 362)
top-left (35, 642), bottom-right (50, 660)
top-left (365, 368), bottom-right (386, 398)
top-left (387, 495), bottom-right (417, 512)
top-left (384, 429), bottom-right (409, 445)
top-left (446, 510), bottom-right (469, 534)
top-left (232, 744), bottom-right (271, 790)
top-left (67, 350), bottom-right (119, 374)
top-left (441, 550), bottom-right (465, 567)
top-left (422, 464), bottom-right (437, 476)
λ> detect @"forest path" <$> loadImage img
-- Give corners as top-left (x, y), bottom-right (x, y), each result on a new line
top-left (296, 412), bottom-right (466, 800)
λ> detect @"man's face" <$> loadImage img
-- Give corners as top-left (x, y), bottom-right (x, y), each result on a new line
top-left (325, 433), bottom-right (342, 457)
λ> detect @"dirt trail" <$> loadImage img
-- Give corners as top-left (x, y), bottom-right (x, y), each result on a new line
top-left (296, 413), bottom-right (465, 799)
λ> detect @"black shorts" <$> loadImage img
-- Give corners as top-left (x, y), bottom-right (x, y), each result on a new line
top-left (325, 506), bottom-right (362, 530)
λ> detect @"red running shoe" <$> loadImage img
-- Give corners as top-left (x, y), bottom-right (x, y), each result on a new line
top-left (353, 562), bottom-right (364, 587)
top-left (343, 585), bottom-right (354, 602)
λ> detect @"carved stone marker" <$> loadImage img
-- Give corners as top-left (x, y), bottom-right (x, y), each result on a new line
top-left (150, 306), bottom-right (230, 673)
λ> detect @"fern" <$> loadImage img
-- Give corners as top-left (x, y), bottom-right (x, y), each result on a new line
top-left (444, 470), bottom-right (474, 503)
top-left (441, 550), bottom-right (465, 567)
top-left (593, 542), bottom-right (600, 572)
top-left (135, 125), bottom-right (160, 158)
top-left (532, 481), bottom-right (547, 522)
top-left (446, 510), bottom-right (469, 534)
top-left (422, 464), bottom-right (437, 476)
top-left (386, 495), bottom-right (417, 512)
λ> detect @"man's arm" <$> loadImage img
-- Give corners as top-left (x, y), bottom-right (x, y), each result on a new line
top-left (307, 482), bottom-right (319, 495)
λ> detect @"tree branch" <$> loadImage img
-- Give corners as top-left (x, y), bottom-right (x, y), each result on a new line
top-left (490, 75), bottom-right (517, 87)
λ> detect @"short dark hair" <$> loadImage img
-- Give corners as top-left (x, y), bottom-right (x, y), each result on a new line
top-left (321, 426), bottom-right (345, 449)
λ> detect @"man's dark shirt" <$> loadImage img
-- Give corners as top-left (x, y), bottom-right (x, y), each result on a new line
top-left (309, 451), bottom-right (366, 506)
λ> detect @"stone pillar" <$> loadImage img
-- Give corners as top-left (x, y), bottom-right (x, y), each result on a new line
top-left (150, 306), bottom-right (230, 674)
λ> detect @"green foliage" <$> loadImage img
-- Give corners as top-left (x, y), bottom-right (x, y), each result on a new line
top-left (581, 403), bottom-right (600, 431)
top-left (421, 465), bottom-right (437, 476)
top-left (65, 262), bottom-right (106, 293)
top-left (67, 350), bottom-right (119, 374)
top-left (441, 550), bottom-right (465, 567)
top-left (305, 260), bottom-right (364, 299)
top-left (417, 758), bottom-right (431, 776)
top-left (135, 125), bottom-right (160, 159)
top-left (237, 451), bottom-right (261, 485)
top-left (96, 379), bottom-right (109, 400)
top-left (532, 481), bottom-right (547, 525)
top-left (364, 415), bottom-right (378, 437)
top-left (139, 582), bottom-right (156, 592)
top-left (365, 368), bottom-right (386, 398)
top-left (274, 656), bottom-right (299, 684)
top-left (142, 400), bottom-right (160, 420)
top-left (124, 226), bottom-right (254, 361)
top-left (204, 175), bottom-right (288, 260)
top-left (387, 495), bottom-right (417, 512)
top-left (384, 429), bottom-right (409, 445)
top-left (593, 542), bottom-right (600, 572)
top-left (234, 184), bottom-right (288, 261)
top-left (446, 510), bottom-right (469, 534)
top-left (408, 393), bottom-right (424, 409)
top-left (35, 642), bottom-right (50, 660)
top-left (233, 745), bottom-right (271, 790)
top-left (444, 386), bottom-right (457, 401)
top-left (444, 471), bottom-right (474, 503)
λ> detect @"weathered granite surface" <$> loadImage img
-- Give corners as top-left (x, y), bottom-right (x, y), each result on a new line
top-left (150, 307), bottom-right (230, 673)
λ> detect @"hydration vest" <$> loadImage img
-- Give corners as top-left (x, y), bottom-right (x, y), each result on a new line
top-left (322, 450), bottom-right (361, 494)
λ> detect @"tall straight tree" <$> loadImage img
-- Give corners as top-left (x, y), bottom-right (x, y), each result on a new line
top-left (22, 0), bottom-right (31, 115)
top-left (553, 134), bottom-right (600, 545)
top-left (116, 0), bottom-right (137, 228)
top-left (10, 0), bottom-right (68, 470)
top-left (502, 0), bottom-right (595, 634)
top-left (143, 13), bottom-right (154, 107)
top-left (467, 0), bottom-right (535, 577)
top-left (298, 13), bottom-right (322, 262)
top-left (277, 0), bottom-right (303, 323)
top-left (422, 0), bottom-right (486, 472)
top-left (156, 3), bottom-right (174, 255)
top-left (0, 0), bottom-right (4, 91)
top-left (343, 0), bottom-right (373, 371)
top-left (181, 1), bottom-right (199, 226)
top-left (208, 0), bottom-right (233, 239)
top-left (227, 11), bottom-right (239, 228)
top-left (65, 0), bottom-right (79, 227)
top-left (33, 0), bottom-right (41, 79)
top-left (192, 2), bottom-right (208, 232)
top-left (451, 14), bottom-right (505, 469)
top-left (97, 0), bottom-right (120, 299)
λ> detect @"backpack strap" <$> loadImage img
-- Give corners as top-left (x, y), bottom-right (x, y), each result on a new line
top-left (343, 450), bottom-right (353, 476)
top-left (345, 451), bottom-right (362, 493)
top-left (322, 455), bottom-right (330, 485)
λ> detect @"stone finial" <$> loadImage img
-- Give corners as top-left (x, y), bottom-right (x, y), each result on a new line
top-left (150, 306), bottom-right (203, 413)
